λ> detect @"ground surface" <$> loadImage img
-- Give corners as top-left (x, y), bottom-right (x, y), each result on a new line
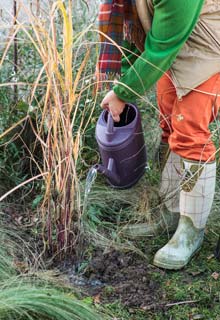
top-left (84, 250), bottom-right (161, 308)
top-left (58, 213), bottom-right (220, 320)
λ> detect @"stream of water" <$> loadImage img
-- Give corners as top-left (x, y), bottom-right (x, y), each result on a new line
top-left (82, 166), bottom-right (98, 214)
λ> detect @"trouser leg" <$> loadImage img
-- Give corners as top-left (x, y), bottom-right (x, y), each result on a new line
top-left (169, 73), bottom-right (220, 162)
top-left (157, 72), bottom-right (220, 162)
top-left (157, 73), bottom-right (181, 220)
top-left (153, 73), bottom-right (220, 269)
top-left (156, 72), bottom-right (176, 144)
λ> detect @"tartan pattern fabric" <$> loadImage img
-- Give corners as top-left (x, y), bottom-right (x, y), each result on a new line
top-left (98, 0), bottom-right (145, 77)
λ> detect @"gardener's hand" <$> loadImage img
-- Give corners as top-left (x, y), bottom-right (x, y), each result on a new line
top-left (101, 90), bottom-right (126, 122)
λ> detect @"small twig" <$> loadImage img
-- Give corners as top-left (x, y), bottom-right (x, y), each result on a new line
top-left (166, 300), bottom-right (199, 307)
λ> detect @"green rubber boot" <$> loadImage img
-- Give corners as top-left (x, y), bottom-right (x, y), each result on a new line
top-left (153, 159), bottom-right (216, 270)
top-left (123, 148), bottom-right (181, 238)
top-left (160, 149), bottom-right (181, 213)
top-left (153, 215), bottom-right (204, 269)
top-left (156, 142), bottom-right (170, 172)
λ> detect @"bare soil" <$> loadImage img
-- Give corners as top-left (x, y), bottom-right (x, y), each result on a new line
top-left (84, 250), bottom-right (162, 308)
top-left (60, 249), bottom-right (164, 309)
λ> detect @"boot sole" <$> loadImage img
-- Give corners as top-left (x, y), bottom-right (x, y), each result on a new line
top-left (153, 245), bottom-right (202, 270)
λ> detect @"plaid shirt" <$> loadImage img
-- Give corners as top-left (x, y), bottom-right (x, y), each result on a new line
top-left (97, 0), bottom-right (145, 78)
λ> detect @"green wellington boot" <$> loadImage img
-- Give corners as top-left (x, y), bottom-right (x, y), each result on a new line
top-left (153, 159), bottom-right (216, 270)
top-left (153, 215), bottom-right (204, 269)
top-left (151, 149), bottom-right (182, 234)
top-left (156, 141), bottom-right (170, 172)
top-left (154, 148), bottom-right (182, 234)
top-left (159, 148), bottom-right (181, 214)
top-left (123, 148), bottom-right (181, 238)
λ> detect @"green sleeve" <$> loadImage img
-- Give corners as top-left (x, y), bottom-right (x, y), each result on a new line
top-left (121, 40), bottom-right (141, 76)
top-left (113, 0), bottom-right (204, 102)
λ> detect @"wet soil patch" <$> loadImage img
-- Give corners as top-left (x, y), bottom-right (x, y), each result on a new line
top-left (60, 250), bottom-right (163, 309)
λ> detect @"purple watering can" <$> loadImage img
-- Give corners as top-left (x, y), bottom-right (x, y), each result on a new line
top-left (95, 103), bottom-right (147, 188)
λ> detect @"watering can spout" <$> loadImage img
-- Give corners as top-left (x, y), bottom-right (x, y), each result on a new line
top-left (93, 158), bottom-right (120, 186)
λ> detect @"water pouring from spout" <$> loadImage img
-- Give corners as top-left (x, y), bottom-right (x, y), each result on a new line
top-left (82, 166), bottom-right (97, 214)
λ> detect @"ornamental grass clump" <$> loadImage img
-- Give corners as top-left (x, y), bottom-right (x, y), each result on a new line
top-left (29, 0), bottom-right (83, 255)
top-left (0, 286), bottom-right (103, 320)
top-left (0, 0), bottom-right (100, 256)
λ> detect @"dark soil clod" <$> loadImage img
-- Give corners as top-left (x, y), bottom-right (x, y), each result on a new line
top-left (83, 250), bottom-right (162, 308)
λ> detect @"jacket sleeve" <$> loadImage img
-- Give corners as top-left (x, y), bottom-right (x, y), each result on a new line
top-left (121, 40), bottom-right (141, 76)
top-left (113, 0), bottom-right (204, 102)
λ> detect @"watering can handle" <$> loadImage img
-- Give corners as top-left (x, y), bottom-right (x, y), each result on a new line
top-left (106, 112), bottom-right (114, 134)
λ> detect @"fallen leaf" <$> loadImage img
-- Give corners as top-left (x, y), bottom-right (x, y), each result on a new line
top-left (190, 271), bottom-right (202, 277)
top-left (93, 294), bottom-right (101, 304)
top-left (192, 314), bottom-right (204, 319)
top-left (207, 254), bottom-right (214, 260)
top-left (211, 272), bottom-right (219, 280)
top-left (15, 216), bottom-right (23, 225)
top-left (13, 260), bottom-right (29, 272)
top-left (141, 304), bottom-right (156, 311)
